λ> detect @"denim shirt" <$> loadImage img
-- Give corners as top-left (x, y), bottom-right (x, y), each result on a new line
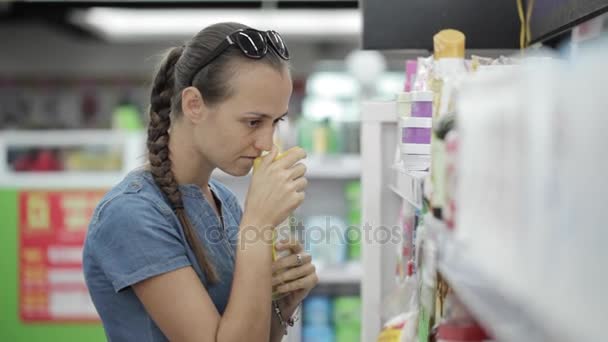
top-left (83, 169), bottom-right (242, 341)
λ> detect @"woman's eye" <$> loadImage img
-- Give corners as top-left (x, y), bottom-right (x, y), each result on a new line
top-left (247, 120), bottom-right (261, 128)
top-left (273, 117), bottom-right (286, 126)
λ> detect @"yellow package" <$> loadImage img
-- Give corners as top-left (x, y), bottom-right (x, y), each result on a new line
top-left (252, 148), bottom-right (295, 300)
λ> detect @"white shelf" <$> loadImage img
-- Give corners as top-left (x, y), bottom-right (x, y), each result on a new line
top-left (0, 171), bottom-right (126, 189)
top-left (213, 154), bottom-right (361, 180)
top-left (423, 214), bottom-right (552, 342)
top-left (0, 130), bottom-right (147, 189)
top-left (317, 262), bottom-right (362, 284)
top-left (0, 129), bottom-right (144, 147)
top-left (389, 166), bottom-right (427, 209)
top-left (304, 154), bottom-right (361, 179)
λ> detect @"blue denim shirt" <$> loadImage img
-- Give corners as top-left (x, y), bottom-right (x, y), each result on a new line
top-left (83, 169), bottom-right (242, 341)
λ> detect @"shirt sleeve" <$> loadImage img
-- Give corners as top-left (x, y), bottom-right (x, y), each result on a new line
top-left (88, 194), bottom-right (191, 292)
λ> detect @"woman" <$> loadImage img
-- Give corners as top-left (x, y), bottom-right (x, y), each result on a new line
top-left (83, 22), bottom-right (318, 342)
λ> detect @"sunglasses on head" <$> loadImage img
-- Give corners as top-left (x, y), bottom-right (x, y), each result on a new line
top-left (189, 28), bottom-right (290, 85)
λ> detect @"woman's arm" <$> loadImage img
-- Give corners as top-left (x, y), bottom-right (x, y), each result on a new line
top-left (133, 214), bottom-right (274, 342)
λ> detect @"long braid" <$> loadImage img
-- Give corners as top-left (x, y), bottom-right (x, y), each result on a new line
top-left (147, 46), bottom-right (219, 284)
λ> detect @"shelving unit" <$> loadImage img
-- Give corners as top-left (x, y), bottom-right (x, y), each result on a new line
top-left (361, 45), bottom-right (608, 341)
top-left (424, 214), bottom-right (552, 341)
top-left (389, 166), bottom-right (426, 210)
top-left (360, 101), bottom-right (402, 342)
top-left (360, 99), bottom-right (559, 342)
top-left (317, 261), bottom-right (362, 285)
top-left (0, 130), bottom-right (146, 189)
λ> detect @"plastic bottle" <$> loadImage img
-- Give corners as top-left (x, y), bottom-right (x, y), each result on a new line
top-left (253, 147), bottom-right (295, 299)
top-left (431, 29), bottom-right (467, 218)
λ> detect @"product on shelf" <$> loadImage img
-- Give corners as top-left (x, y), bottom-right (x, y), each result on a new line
top-left (339, 120), bottom-right (360, 154)
top-left (333, 296), bottom-right (361, 324)
top-left (397, 92), bottom-right (412, 119)
top-left (0, 78), bottom-right (149, 130)
top-left (318, 118), bottom-right (343, 155)
top-left (333, 296), bottom-right (361, 342)
top-left (399, 117), bottom-right (432, 152)
top-left (64, 147), bottom-right (124, 172)
top-left (303, 325), bottom-right (335, 342)
top-left (443, 129), bottom-right (459, 230)
top-left (303, 295), bottom-right (362, 342)
top-left (404, 60), bottom-right (418, 92)
top-left (304, 215), bottom-right (348, 270)
top-left (303, 295), bottom-right (333, 326)
top-left (430, 29), bottom-right (467, 220)
top-left (297, 117), bottom-right (346, 155)
top-left (397, 83), bottom-right (434, 171)
top-left (411, 91), bottom-right (433, 118)
top-left (80, 89), bottom-right (100, 128)
top-left (10, 149), bottom-right (63, 172)
top-left (345, 181), bottom-right (361, 260)
top-left (413, 56), bottom-right (434, 92)
top-left (398, 201), bottom-right (417, 281)
top-left (377, 200), bottom-right (419, 342)
top-left (435, 291), bottom-right (492, 342)
top-left (335, 325), bottom-right (359, 342)
top-left (112, 98), bottom-right (143, 131)
top-left (376, 311), bottom-right (418, 342)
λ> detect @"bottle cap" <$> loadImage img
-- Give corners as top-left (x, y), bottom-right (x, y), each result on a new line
top-left (433, 29), bottom-right (466, 59)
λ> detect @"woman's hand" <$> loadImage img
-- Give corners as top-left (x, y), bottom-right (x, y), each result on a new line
top-left (271, 239), bottom-right (318, 313)
top-left (243, 146), bottom-right (308, 230)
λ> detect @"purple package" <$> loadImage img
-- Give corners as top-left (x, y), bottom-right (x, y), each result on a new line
top-left (404, 60), bottom-right (418, 92)
top-left (411, 91), bottom-right (433, 117)
top-left (402, 127), bottom-right (431, 144)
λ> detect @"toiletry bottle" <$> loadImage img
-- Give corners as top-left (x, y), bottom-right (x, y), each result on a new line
top-left (253, 147), bottom-right (296, 299)
top-left (431, 29), bottom-right (466, 219)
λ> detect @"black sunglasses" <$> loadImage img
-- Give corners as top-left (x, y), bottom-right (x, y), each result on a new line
top-left (189, 28), bottom-right (290, 85)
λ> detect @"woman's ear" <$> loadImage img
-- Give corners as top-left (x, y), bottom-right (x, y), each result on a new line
top-left (181, 86), bottom-right (207, 123)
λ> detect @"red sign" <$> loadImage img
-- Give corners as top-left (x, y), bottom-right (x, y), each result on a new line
top-left (19, 190), bottom-right (105, 323)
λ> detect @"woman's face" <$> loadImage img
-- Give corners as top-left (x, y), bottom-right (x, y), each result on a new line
top-left (193, 62), bottom-right (293, 176)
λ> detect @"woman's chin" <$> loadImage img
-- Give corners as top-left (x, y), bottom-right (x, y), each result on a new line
top-left (215, 165), bottom-right (252, 178)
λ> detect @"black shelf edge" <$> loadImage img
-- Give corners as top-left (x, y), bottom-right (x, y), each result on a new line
top-left (529, 0), bottom-right (608, 46)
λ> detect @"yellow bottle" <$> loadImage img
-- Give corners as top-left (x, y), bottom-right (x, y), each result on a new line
top-left (253, 148), bottom-right (294, 299)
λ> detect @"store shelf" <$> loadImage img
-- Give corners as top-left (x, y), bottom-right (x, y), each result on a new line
top-left (0, 130), bottom-right (147, 189)
top-left (389, 166), bottom-right (427, 210)
top-left (0, 171), bottom-right (126, 189)
top-left (213, 154), bottom-right (361, 180)
top-left (423, 214), bottom-right (553, 342)
top-left (317, 262), bottom-right (362, 285)
top-left (0, 129), bottom-right (145, 147)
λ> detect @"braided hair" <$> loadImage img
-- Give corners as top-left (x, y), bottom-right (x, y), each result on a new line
top-left (147, 22), bottom-right (288, 284)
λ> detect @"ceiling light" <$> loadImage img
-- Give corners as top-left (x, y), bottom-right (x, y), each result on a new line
top-left (71, 8), bottom-right (361, 42)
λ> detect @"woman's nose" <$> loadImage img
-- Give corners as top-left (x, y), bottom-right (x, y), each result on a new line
top-left (253, 127), bottom-right (275, 152)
